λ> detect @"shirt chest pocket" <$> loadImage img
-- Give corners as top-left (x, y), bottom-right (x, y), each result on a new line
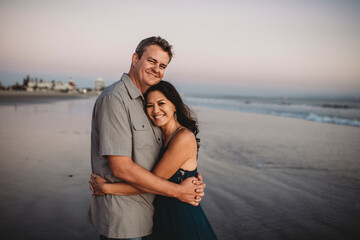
top-left (132, 122), bottom-right (154, 149)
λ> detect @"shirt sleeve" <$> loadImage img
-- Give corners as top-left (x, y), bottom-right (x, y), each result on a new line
top-left (97, 94), bottom-right (132, 157)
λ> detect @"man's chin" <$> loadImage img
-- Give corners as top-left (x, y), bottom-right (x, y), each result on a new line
top-left (148, 79), bottom-right (161, 86)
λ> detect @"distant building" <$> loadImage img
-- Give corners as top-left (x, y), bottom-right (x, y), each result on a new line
top-left (94, 77), bottom-right (106, 91)
top-left (68, 77), bottom-right (76, 89)
top-left (26, 78), bottom-right (53, 91)
top-left (25, 76), bottom-right (77, 92)
top-left (53, 80), bottom-right (76, 92)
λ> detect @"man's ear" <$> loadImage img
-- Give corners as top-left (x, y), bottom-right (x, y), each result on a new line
top-left (131, 53), bottom-right (139, 67)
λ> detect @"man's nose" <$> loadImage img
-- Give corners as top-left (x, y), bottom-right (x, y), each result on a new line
top-left (152, 64), bottom-right (160, 73)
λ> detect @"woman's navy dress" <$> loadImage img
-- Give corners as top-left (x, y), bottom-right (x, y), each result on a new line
top-left (152, 130), bottom-right (218, 240)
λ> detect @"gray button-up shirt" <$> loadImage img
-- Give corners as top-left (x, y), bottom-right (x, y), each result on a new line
top-left (90, 73), bottom-right (162, 238)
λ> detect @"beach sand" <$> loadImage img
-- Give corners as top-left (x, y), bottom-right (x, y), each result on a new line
top-left (196, 107), bottom-right (360, 240)
top-left (0, 91), bottom-right (98, 105)
top-left (0, 94), bottom-right (359, 239)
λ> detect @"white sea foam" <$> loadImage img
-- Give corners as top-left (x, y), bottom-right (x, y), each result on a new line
top-left (306, 113), bottom-right (360, 127)
top-left (184, 95), bottom-right (360, 127)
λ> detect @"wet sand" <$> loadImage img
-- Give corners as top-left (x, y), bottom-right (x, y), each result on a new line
top-left (0, 91), bottom-right (98, 105)
top-left (196, 107), bottom-right (360, 240)
top-left (0, 95), bottom-right (359, 239)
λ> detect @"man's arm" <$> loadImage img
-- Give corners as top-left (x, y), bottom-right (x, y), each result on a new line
top-left (96, 94), bottom-right (204, 205)
top-left (108, 156), bottom-right (204, 206)
top-left (108, 130), bottom-right (204, 205)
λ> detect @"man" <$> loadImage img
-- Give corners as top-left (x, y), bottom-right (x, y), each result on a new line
top-left (90, 36), bottom-right (205, 240)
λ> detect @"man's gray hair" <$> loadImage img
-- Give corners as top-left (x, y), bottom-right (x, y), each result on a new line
top-left (135, 36), bottom-right (173, 62)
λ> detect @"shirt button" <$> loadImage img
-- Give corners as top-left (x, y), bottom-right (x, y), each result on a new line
top-left (142, 125), bottom-right (144, 128)
top-left (158, 138), bottom-right (160, 141)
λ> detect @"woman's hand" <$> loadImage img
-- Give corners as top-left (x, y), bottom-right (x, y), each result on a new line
top-left (89, 173), bottom-right (108, 196)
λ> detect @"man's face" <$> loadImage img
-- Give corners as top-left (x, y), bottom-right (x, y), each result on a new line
top-left (132, 45), bottom-right (170, 93)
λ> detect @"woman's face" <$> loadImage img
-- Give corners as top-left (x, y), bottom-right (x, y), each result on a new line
top-left (146, 90), bottom-right (176, 127)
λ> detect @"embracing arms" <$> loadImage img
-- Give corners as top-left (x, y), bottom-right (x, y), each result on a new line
top-left (90, 129), bottom-right (205, 205)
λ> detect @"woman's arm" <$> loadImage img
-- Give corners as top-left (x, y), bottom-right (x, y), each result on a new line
top-left (90, 174), bottom-right (143, 195)
top-left (90, 128), bottom-right (198, 196)
top-left (152, 129), bottom-right (197, 179)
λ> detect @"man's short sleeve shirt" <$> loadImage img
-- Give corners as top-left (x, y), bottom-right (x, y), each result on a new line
top-left (90, 73), bottom-right (162, 238)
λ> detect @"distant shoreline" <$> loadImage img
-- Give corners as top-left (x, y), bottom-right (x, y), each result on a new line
top-left (0, 90), bottom-right (98, 105)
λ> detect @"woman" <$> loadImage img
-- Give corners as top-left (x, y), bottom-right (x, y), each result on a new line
top-left (90, 81), bottom-right (218, 240)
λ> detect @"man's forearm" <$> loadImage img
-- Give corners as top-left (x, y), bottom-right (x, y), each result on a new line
top-left (112, 158), bottom-right (180, 198)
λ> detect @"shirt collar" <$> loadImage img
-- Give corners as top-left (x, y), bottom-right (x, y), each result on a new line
top-left (121, 73), bottom-right (144, 101)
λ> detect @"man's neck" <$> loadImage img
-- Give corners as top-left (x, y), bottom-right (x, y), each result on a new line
top-left (127, 72), bottom-right (148, 94)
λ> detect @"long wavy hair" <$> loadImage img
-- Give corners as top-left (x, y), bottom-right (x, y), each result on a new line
top-left (144, 81), bottom-right (200, 150)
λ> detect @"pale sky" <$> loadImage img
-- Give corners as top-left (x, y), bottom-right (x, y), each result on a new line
top-left (0, 0), bottom-right (360, 95)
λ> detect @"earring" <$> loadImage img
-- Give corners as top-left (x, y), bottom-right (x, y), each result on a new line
top-left (174, 111), bottom-right (177, 120)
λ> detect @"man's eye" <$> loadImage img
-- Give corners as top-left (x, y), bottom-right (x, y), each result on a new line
top-left (160, 65), bottom-right (166, 69)
top-left (148, 59), bottom-right (155, 63)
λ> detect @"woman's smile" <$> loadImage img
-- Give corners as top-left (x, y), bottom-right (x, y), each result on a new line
top-left (146, 90), bottom-right (176, 128)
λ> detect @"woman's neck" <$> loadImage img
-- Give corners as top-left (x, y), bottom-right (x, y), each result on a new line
top-left (161, 120), bottom-right (181, 143)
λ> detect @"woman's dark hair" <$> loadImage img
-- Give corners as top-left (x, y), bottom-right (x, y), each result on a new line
top-left (144, 81), bottom-right (200, 150)
top-left (136, 36), bottom-right (173, 63)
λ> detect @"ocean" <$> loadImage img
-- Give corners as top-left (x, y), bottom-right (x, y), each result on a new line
top-left (183, 94), bottom-right (360, 127)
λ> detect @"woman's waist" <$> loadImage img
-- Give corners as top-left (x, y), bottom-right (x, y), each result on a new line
top-left (168, 168), bottom-right (198, 183)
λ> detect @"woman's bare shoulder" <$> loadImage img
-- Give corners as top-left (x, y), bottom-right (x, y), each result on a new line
top-left (169, 127), bottom-right (197, 149)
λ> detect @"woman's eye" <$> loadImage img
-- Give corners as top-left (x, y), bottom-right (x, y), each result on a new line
top-left (146, 105), bottom-right (153, 108)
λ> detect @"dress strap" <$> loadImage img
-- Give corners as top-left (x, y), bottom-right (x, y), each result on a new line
top-left (164, 126), bottom-right (184, 148)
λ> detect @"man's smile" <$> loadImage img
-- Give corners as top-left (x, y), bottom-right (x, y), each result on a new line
top-left (146, 70), bottom-right (160, 78)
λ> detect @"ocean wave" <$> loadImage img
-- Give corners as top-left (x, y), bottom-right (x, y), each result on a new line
top-left (321, 104), bottom-right (351, 109)
top-left (184, 96), bottom-right (360, 128)
top-left (305, 113), bottom-right (360, 127)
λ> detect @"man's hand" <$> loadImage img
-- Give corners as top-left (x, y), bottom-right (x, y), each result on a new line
top-left (176, 174), bottom-right (206, 206)
top-left (194, 172), bottom-right (205, 201)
